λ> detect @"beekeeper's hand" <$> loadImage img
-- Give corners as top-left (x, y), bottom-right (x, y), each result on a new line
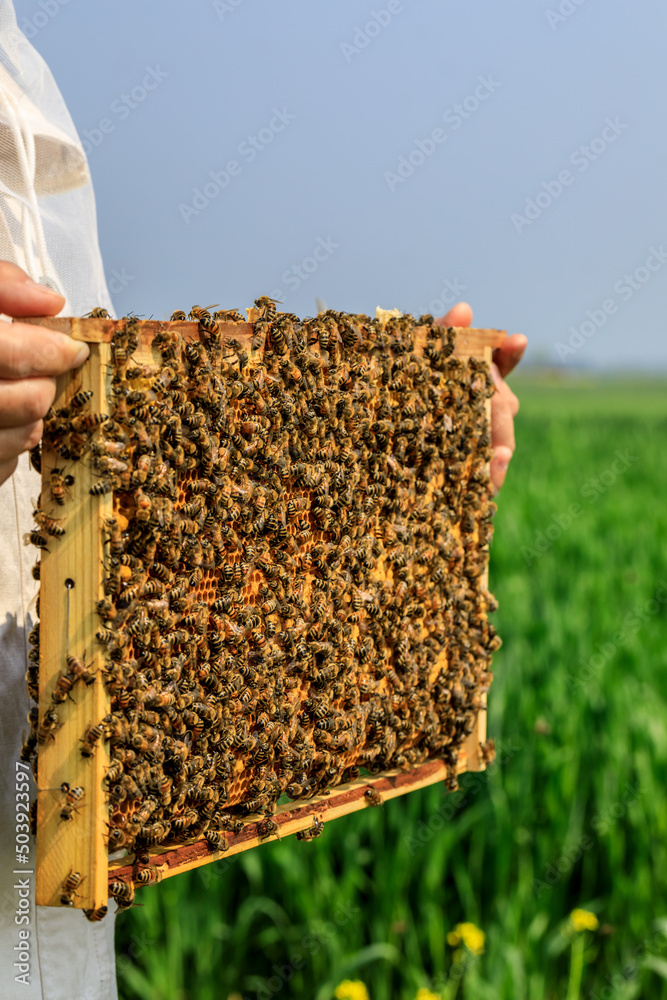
top-left (437, 302), bottom-right (527, 492)
top-left (0, 261), bottom-right (88, 486)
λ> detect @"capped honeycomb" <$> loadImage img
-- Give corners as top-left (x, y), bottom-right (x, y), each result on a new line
top-left (25, 302), bottom-right (499, 866)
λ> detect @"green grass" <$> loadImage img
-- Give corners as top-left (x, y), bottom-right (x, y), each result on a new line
top-left (116, 375), bottom-right (667, 1000)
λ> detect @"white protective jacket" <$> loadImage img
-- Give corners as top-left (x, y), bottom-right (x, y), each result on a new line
top-left (0, 3), bottom-right (117, 997)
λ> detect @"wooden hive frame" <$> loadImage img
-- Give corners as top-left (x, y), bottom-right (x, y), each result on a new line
top-left (24, 314), bottom-right (505, 914)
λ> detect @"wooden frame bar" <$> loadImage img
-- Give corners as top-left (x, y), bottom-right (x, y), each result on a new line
top-left (35, 342), bottom-right (112, 907)
top-left (109, 758), bottom-right (466, 884)
top-left (22, 316), bottom-right (505, 908)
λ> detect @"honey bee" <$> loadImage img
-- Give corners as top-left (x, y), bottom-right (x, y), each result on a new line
top-left (20, 730), bottom-right (37, 763)
top-left (364, 787), bottom-right (383, 807)
top-left (135, 866), bottom-right (162, 885)
top-left (58, 782), bottom-right (84, 806)
top-left (60, 869), bottom-right (84, 906)
top-left (444, 766), bottom-right (459, 792)
top-left (106, 759), bottom-right (123, 783)
top-left (107, 828), bottom-right (130, 851)
top-left (70, 412), bottom-right (108, 434)
top-left (96, 598), bottom-right (117, 622)
top-left (66, 654), bottom-right (95, 686)
top-left (95, 456), bottom-right (128, 479)
top-left (51, 673), bottom-right (75, 704)
top-left (131, 734), bottom-right (151, 753)
top-left (189, 304), bottom-right (218, 321)
top-left (83, 905), bottom-right (108, 922)
top-left (103, 516), bottom-right (126, 556)
top-left (257, 816), bottom-right (280, 840)
top-left (28, 443), bottom-right (42, 473)
top-left (58, 781), bottom-right (85, 821)
top-left (24, 530), bottom-right (48, 549)
top-left (109, 879), bottom-right (136, 909)
top-left (204, 829), bottom-right (228, 852)
top-left (296, 816), bottom-right (324, 841)
top-left (254, 295), bottom-right (280, 316)
top-left (214, 307), bottom-right (246, 323)
top-left (48, 467), bottom-right (69, 506)
top-left (69, 389), bottom-right (94, 411)
top-left (95, 628), bottom-right (116, 645)
top-left (37, 708), bottom-right (60, 744)
top-left (59, 802), bottom-right (81, 823)
top-left (90, 480), bottom-right (115, 496)
top-left (137, 819), bottom-right (171, 846)
top-left (80, 721), bottom-right (106, 757)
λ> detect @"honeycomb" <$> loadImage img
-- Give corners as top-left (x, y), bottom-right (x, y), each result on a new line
top-left (25, 301), bottom-right (499, 861)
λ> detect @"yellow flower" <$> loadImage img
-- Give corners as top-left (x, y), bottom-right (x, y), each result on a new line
top-left (334, 980), bottom-right (370, 1000)
top-left (415, 989), bottom-right (441, 1000)
top-left (446, 922), bottom-right (485, 955)
top-left (570, 909), bottom-right (599, 933)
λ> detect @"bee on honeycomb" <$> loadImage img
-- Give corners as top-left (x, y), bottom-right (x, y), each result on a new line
top-left (27, 301), bottom-right (500, 866)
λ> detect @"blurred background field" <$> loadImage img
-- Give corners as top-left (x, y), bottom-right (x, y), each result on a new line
top-left (116, 373), bottom-right (667, 1000)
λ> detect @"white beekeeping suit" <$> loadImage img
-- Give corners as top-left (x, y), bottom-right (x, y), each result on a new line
top-left (0, 2), bottom-right (117, 998)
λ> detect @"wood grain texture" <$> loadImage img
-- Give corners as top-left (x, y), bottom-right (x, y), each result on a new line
top-left (19, 316), bottom-right (506, 355)
top-left (35, 344), bottom-right (112, 909)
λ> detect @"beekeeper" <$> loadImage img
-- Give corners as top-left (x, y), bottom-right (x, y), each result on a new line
top-left (0, 2), bottom-right (116, 998)
top-left (0, 2), bottom-right (524, 998)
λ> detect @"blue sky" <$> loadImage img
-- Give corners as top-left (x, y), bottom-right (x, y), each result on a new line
top-left (16, 0), bottom-right (667, 370)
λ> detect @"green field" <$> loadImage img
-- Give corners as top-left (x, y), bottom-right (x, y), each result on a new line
top-left (116, 374), bottom-right (667, 1000)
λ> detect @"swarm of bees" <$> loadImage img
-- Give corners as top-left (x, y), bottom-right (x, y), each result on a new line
top-left (25, 301), bottom-right (500, 911)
